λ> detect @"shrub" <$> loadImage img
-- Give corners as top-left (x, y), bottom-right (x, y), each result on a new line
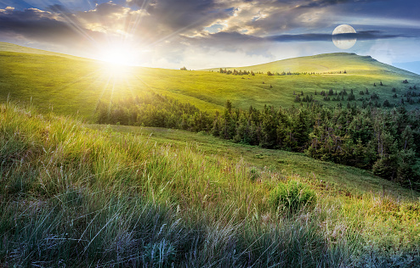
top-left (248, 167), bottom-right (260, 182)
top-left (269, 180), bottom-right (317, 213)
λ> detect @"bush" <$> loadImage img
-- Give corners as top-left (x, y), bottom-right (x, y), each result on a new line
top-left (248, 167), bottom-right (260, 182)
top-left (269, 180), bottom-right (317, 213)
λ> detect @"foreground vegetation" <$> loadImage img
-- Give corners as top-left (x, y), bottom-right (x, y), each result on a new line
top-left (1, 102), bottom-right (420, 266)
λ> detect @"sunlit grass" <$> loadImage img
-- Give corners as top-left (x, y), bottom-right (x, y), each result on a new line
top-left (1, 49), bottom-right (419, 123)
top-left (1, 102), bottom-right (419, 266)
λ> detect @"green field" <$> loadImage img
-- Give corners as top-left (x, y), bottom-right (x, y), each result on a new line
top-left (1, 42), bottom-right (419, 121)
top-left (1, 102), bottom-right (419, 266)
top-left (1, 43), bottom-right (420, 266)
top-left (90, 124), bottom-right (419, 200)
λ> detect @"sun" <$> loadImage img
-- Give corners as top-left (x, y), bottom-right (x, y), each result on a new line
top-left (96, 44), bottom-right (139, 77)
top-left (99, 46), bottom-right (134, 66)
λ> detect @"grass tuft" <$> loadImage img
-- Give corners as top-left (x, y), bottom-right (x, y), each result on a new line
top-left (269, 180), bottom-right (317, 214)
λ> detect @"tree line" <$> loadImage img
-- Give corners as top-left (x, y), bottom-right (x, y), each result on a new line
top-left (218, 69), bottom-right (348, 76)
top-left (96, 92), bottom-right (420, 189)
top-left (96, 94), bottom-right (213, 132)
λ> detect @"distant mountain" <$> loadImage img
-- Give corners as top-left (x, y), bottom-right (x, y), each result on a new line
top-left (205, 53), bottom-right (419, 78)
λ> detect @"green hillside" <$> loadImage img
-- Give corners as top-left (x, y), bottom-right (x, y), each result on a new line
top-left (206, 52), bottom-right (418, 76)
top-left (1, 42), bottom-right (420, 121)
top-left (1, 101), bottom-right (419, 266)
top-left (0, 42), bottom-right (88, 60)
top-left (1, 43), bottom-right (420, 266)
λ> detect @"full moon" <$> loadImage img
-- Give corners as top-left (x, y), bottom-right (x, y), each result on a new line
top-left (332, 24), bottom-right (357, 49)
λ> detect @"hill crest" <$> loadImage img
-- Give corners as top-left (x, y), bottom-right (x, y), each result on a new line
top-left (0, 42), bottom-right (90, 61)
top-left (204, 52), bottom-right (417, 77)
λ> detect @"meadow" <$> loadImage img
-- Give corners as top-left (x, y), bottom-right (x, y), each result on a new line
top-left (1, 43), bottom-right (419, 122)
top-left (1, 43), bottom-right (420, 266)
top-left (1, 101), bottom-right (420, 267)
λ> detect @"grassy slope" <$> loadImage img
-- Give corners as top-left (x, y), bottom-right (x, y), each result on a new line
top-left (206, 53), bottom-right (417, 75)
top-left (1, 44), bottom-right (420, 266)
top-left (1, 43), bottom-right (420, 121)
top-left (91, 124), bottom-right (420, 200)
top-left (1, 42), bottom-right (419, 199)
top-left (1, 102), bottom-right (419, 266)
top-left (0, 41), bottom-right (88, 60)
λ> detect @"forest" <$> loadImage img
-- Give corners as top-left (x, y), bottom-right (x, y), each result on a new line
top-left (96, 93), bottom-right (420, 189)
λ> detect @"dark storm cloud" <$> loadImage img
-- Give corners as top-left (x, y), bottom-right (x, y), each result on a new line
top-left (129, 0), bottom-right (232, 31)
top-left (184, 29), bottom-right (408, 54)
top-left (333, 0), bottom-right (420, 19)
top-left (297, 0), bottom-right (373, 8)
top-left (0, 7), bottom-right (104, 47)
top-left (0, 8), bottom-right (70, 40)
top-left (2, 0), bottom-right (418, 46)
top-left (269, 33), bottom-right (332, 42)
top-left (197, 31), bottom-right (264, 46)
top-left (268, 31), bottom-right (407, 42)
top-left (234, 0), bottom-right (419, 36)
top-left (353, 31), bottom-right (407, 40)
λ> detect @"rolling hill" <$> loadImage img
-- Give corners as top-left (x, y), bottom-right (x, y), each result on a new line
top-left (0, 41), bottom-right (89, 60)
top-left (1, 42), bottom-right (420, 121)
top-left (205, 52), bottom-right (419, 76)
top-left (1, 43), bottom-right (420, 266)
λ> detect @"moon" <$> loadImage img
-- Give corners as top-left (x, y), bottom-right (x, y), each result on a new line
top-left (332, 24), bottom-right (357, 49)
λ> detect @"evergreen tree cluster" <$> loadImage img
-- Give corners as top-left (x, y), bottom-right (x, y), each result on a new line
top-left (96, 95), bottom-right (420, 189)
top-left (215, 103), bottom-right (420, 188)
top-left (219, 68), bottom-right (255, 76)
top-left (96, 93), bottom-right (212, 132)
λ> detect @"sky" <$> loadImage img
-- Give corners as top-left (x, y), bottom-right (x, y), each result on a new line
top-left (0, 0), bottom-right (420, 72)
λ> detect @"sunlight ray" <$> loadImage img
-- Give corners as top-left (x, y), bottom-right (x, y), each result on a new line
top-left (51, 68), bottom-right (103, 94)
top-left (132, 73), bottom-right (155, 92)
top-left (122, 71), bottom-right (143, 101)
top-left (108, 77), bottom-right (118, 115)
top-left (126, 0), bottom-right (153, 38)
top-left (52, 6), bottom-right (99, 46)
top-left (146, 10), bottom-right (221, 49)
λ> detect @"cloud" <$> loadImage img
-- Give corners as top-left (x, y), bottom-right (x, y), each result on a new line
top-left (0, 7), bottom-right (74, 42)
top-left (1, 0), bottom-right (419, 68)
top-left (268, 30), bottom-right (408, 42)
top-left (185, 30), bottom-right (408, 50)
top-left (349, 31), bottom-right (408, 40)
top-left (0, 5), bottom-right (109, 54)
top-left (128, 0), bottom-right (233, 34)
top-left (77, 2), bottom-right (138, 35)
top-left (297, 0), bottom-right (373, 8)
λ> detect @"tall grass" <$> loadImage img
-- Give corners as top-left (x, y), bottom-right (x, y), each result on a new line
top-left (1, 102), bottom-right (419, 266)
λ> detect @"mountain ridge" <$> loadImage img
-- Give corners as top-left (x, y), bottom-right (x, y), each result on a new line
top-left (204, 52), bottom-right (419, 78)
